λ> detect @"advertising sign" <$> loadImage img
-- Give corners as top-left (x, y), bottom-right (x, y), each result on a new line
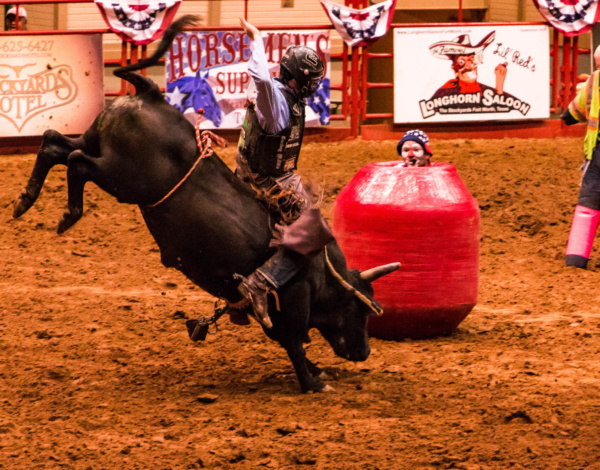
top-left (165, 30), bottom-right (331, 129)
top-left (394, 25), bottom-right (550, 123)
top-left (0, 34), bottom-right (104, 137)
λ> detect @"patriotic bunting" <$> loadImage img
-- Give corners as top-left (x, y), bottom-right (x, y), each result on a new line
top-left (95, 0), bottom-right (181, 45)
top-left (532, 0), bottom-right (600, 37)
top-left (320, 0), bottom-right (396, 47)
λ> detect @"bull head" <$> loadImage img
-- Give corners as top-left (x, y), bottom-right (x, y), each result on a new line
top-left (360, 262), bottom-right (400, 283)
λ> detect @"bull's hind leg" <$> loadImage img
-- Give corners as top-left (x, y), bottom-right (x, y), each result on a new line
top-left (13, 130), bottom-right (84, 218)
top-left (58, 149), bottom-right (104, 233)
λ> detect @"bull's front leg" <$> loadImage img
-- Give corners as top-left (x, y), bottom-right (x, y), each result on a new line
top-left (13, 130), bottom-right (83, 219)
top-left (306, 358), bottom-right (329, 380)
top-left (274, 281), bottom-right (333, 393)
top-left (285, 343), bottom-right (333, 393)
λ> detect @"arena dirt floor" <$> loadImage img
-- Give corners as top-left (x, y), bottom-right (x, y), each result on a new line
top-left (1, 136), bottom-right (600, 469)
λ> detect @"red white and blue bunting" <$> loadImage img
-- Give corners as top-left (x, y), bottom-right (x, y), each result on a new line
top-left (532, 0), bottom-right (600, 37)
top-left (95, 0), bottom-right (181, 45)
top-left (320, 0), bottom-right (396, 47)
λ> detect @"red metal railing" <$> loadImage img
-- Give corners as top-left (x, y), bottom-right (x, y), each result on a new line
top-left (329, 43), bottom-right (350, 121)
top-left (550, 30), bottom-right (589, 114)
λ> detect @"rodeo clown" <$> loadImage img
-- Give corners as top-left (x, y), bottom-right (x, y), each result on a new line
top-left (397, 129), bottom-right (433, 167)
top-left (234, 17), bottom-right (333, 328)
top-left (562, 45), bottom-right (600, 269)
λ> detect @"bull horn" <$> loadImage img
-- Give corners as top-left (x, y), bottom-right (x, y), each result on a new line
top-left (360, 262), bottom-right (401, 283)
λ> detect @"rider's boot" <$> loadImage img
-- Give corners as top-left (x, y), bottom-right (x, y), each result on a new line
top-left (237, 271), bottom-right (274, 328)
top-left (237, 249), bottom-right (307, 329)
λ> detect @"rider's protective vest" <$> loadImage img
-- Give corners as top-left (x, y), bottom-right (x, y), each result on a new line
top-left (238, 88), bottom-right (305, 177)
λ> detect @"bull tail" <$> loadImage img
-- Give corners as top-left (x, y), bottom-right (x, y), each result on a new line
top-left (114, 15), bottom-right (200, 75)
top-left (113, 14), bottom-right (201, 97)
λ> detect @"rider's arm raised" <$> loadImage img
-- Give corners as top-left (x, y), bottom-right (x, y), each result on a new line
top-left (240, 17), bottom-right (289, 135)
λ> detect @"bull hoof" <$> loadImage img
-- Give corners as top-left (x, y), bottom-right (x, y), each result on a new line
top-left (318, 371), bottom-right (331, 381)
top-left (303, 381), bottom-right (335, 394)
top-left (305, 384), bottom-right (335, 394)
top-left (57, 210), bottom-right (82, 234)
top-left (13, 192), bottom-right (33, 218)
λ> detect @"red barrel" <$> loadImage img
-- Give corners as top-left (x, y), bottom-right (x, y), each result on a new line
top-left (333, 162), bottom-right (479, 340)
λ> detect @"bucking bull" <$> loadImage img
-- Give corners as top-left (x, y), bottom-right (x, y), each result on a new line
top-left (12, 16), bottom-right (399, 393)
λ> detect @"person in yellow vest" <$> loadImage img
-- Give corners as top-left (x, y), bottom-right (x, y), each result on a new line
top-left (561, 45), bottom-right (600, 269)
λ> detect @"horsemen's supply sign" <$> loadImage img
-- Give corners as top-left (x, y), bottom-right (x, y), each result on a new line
top-left (393, 25), bottom-right (550, 123)
top-left (0, 35), bottom-right (104, 137)
top-left (165, 30), bottom-right (331, 129)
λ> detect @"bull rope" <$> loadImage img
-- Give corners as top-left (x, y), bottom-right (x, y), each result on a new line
top-left (148, 111), bottom-right (228, 208)
top-left (323, 247), bottom-right (383, 316)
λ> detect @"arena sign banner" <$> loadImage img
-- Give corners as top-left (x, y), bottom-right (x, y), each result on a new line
top-left (393, 25), bottom-right (550, 123)
top-left (0, 34), bottom-right (104, 137)
top-left (95, 0), bottom-right (181, 45)
top-left (165, 30), bottom-right (331, 129)
top-left (532, 0), bottom-right (600, 37)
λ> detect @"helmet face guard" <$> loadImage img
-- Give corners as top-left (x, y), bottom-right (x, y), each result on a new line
top-left (280, 45), bottom-right (325, 99)
top-left (304, 76), bottom-right (323, 97)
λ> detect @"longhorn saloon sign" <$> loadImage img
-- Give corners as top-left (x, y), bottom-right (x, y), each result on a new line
top-left (0, 34), bottom-right (104, 137)
top-left (393, 25), bottom-right (550, 123)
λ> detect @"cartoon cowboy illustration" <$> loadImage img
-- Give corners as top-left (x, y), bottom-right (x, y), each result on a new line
top-left (419, 31), bottom-right (529, 119)
top-left (429, 31), bottom-right (508, 98)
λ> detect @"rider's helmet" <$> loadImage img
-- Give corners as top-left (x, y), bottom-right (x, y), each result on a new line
top-left (279, 45), bottom-right (325, 99)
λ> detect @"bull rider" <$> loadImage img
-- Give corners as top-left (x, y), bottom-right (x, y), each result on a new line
top-left (234, 17), bottom-right (333, 328)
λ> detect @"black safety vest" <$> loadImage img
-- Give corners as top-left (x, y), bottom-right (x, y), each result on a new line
top-left (238, 88), bottom-right (305, 177)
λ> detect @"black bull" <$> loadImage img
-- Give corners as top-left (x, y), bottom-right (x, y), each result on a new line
top-left (12, 16), bottom-right (399, 393)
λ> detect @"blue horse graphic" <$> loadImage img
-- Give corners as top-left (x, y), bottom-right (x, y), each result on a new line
top-left (167, 71), bottom-right (223, 127)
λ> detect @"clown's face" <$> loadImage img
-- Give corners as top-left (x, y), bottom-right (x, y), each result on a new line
top-left (401, 141), bottom-right (431, 167)
top-left (452, 54), bottom-right (478, 83)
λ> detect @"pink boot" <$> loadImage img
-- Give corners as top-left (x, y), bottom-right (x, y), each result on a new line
top-left (566, 205), bottom-right (600, 269)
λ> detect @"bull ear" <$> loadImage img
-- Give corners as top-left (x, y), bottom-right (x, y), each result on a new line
top-left (360, 262), bottom-right (400, 283)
